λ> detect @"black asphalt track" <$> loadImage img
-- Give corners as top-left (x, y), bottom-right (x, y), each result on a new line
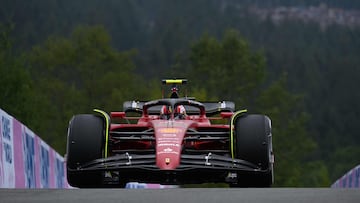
top-left (0, 188), bottom-right (359, 203)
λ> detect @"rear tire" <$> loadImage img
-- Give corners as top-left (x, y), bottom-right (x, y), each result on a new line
top-left (232, 114), bottom-right (273, 187)
top-left (66, 114), bottom-right (105, 188)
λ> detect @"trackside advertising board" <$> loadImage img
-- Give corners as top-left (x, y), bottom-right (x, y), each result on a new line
top-left (332, 165), bottom-right (360, 188)
top-left (0, 108), bottom-right (68, 188)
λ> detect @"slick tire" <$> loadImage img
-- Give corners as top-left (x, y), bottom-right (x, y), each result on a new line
top-left (233, 114), bottom-right (273, 187)
top-left (66, 114), bottom-right (105, 188)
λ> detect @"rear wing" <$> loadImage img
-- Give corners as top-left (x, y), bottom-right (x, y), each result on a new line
top-left (161, 79), bottom-right (187, 85)
top-left (203, 101), bottom-right (235, 116)
top-left (123, 100), bottom-right (235, 116)
top-left (123, 101), bottom-right (145, 114)
top-left (162, 79), bottom-right (187, 98)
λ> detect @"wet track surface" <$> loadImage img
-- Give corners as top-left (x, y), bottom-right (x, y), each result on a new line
top-left (1, 188), bottom-right (359, 203)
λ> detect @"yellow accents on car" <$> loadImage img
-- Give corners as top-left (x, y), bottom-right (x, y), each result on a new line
top-left (94, 109), bottom-right (110, 158)
top-left (230, 109), bottom-right (247, 159)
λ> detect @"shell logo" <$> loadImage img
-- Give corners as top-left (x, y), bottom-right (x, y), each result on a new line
top-left (159, 128), bottom-right (182, 133)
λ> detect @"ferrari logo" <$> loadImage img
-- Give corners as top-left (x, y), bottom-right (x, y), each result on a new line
top-left (165, 158), bottom-right (170, 164)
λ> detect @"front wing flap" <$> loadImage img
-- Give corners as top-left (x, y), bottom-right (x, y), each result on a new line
top-left (68, 153), bottom-right (265, 172)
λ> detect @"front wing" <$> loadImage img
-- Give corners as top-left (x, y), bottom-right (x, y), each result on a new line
top-left (67, 153), bottom-right (270, 184)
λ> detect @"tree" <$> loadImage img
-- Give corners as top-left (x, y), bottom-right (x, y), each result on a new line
top-left (26, 25), bottom-right (148, 154)
top-left (185, 30), bottom-right (266, 109)
top-left (256, 76), bottom-right (330, 186)
top-left (182, 29), bottom-right (330, 186)
top-left (0, 23), bottom-right (39, 128)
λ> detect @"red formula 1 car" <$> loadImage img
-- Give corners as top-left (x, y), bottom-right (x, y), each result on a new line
top-left (66, 79), bottom-right (274, 188)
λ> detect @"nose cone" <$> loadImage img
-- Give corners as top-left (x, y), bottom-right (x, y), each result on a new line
top-left (156, 148), bottom-right (181, 169)
top-left (152, 120), bottom-right (194, 170)
top-left (155, 127), bottom-right (183, 170)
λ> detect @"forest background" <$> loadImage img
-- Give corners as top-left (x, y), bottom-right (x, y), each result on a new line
top-left (1, 0), bottom-right (360, 187)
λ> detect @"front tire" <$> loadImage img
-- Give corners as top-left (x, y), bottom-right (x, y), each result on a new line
top-left (66, 114), bottom-right (105, 188)
top-left (232, 114), bottom-right (273, 187)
